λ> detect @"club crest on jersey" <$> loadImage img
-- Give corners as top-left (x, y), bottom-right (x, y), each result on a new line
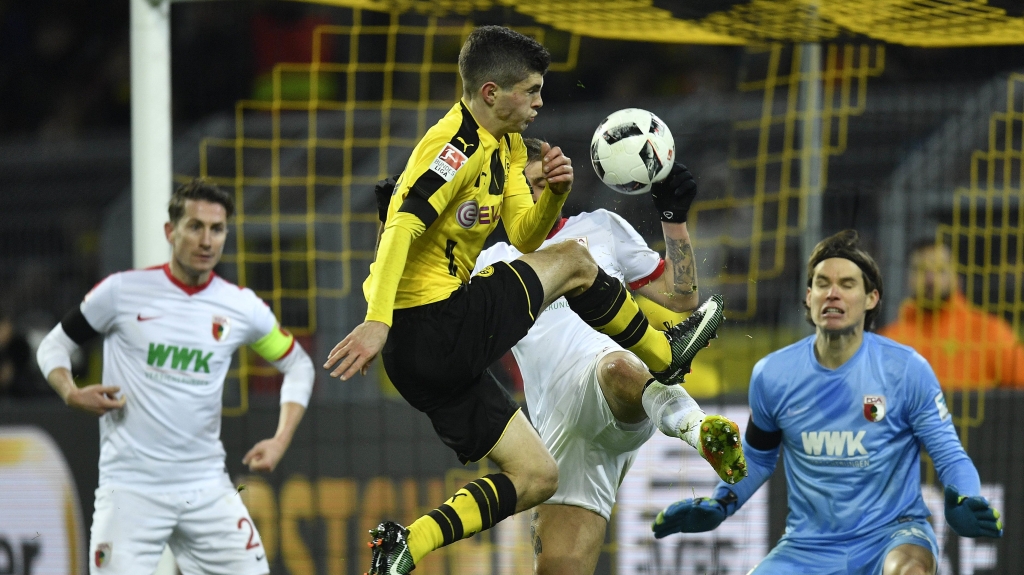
top-left (95, 542), bottom-right (111, 567)
top-left (863, 395), bottom-right (886, 422)
top-left (430, 143), bottom-right (468, 182)
top-left (456, 200), bottom-right (479, 229)
top-left (477, 265), bottom-right (495, 278)
top-left (212, 315), bottom-right (231, 342)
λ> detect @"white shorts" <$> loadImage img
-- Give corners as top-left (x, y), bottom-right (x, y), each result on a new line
top-left (535, 348), bottom-right (656, 520)
top-left (89, 475), bottom-right (269, 575)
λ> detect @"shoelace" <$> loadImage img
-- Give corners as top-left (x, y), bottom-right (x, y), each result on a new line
top-left (668, 308), bottom-right (705, 340)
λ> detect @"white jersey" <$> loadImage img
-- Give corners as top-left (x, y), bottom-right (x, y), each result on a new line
top-left (81, 265), bottom-right (283, 491)
top-left (474, 209), bottom-right (663, 427)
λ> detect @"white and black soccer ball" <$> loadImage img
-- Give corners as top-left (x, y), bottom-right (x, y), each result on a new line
top-left (590, 108), bottom-right (675, 195)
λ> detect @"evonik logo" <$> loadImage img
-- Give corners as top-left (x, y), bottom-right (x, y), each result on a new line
top-left (801, 430), bottom-right (868, 457)
top-left (147, 343), bottom-right (213, 373)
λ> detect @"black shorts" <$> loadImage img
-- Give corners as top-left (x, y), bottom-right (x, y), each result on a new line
top-left (382, 259), bottom-right (544, 463)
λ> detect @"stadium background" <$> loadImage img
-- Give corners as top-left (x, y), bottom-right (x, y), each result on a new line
top-left (1, 1), bottom-right (1024, 573)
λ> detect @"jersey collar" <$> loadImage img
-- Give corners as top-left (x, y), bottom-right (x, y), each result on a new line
top-left (459, 100), bottom-right (500, 149)
top-left (157, 263), bottom-right (216, 296)
top-left (547, 217), bottom-right (568, 239)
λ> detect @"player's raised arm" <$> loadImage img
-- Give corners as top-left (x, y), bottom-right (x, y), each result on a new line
top-left (540, 141), bottom-right (574, 194)
top-left (636, 163), bottom-right (700, 312)
top-left (501, 137), bottom-right (571, 253)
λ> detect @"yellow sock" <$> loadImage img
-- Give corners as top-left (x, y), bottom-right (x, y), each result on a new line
top-left (406, 474), bottom-right (517, 564)
top-left (566, 271), bottom-right (671, 371)
top-left (627, 323), bottom-right (671, 372)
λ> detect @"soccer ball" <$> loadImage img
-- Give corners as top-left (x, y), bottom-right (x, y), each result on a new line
top-left (590, 108), bottom-right (675, 195)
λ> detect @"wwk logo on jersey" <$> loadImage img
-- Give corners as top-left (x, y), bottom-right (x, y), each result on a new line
top-left (147, 343), bottom-right (214, 373)
top-left (430, 143), bottom-right (468, 182)
top-left (801, 430), bottom-right (868, 457)
top-left (212, 315), bottom-right (231, 341)
top-left (863, 395), bottom-right (886, 422)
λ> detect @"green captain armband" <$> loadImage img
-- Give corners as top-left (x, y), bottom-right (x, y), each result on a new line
top-left (250, 326), bottom-right (295, 362)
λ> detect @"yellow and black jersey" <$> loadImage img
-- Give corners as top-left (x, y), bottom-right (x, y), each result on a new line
top-left (363, 100), bottom-right (566, 325)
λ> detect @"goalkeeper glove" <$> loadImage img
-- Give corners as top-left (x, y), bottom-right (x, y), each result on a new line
top-left (944, 485), bottom-right (1003, 538)
top-left (374, 174), bottom-right (401, 224)
top-left (651, 496), bottom-right (726, 538)
top-left (650, 162), bottom-right (697, 223)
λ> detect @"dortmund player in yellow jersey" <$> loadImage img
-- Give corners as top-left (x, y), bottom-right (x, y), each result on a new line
top-left (323, 26), bottom-right (727, 575)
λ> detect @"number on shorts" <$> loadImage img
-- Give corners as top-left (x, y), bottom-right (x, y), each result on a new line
top-left (445, 239), bottom-right (458, 276)
top-left (237, 517), bottom-right (261, 550)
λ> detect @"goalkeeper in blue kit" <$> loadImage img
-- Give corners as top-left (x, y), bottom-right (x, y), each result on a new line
top-left (652, 230), bottom-right (1003, 575)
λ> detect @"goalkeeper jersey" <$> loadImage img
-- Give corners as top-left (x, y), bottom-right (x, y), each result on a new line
top-left (730, 333), bottom-right (980, 544)
top-left (475, 209), bottom-right (664, 429)
top-left (80, 265), bottom-right (296, 490)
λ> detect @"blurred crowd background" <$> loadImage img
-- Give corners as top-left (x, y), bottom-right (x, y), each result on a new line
top-left (3, 1), bottom-right (1024, 403)
top-left (4, 3), bottom-right (1024, 573)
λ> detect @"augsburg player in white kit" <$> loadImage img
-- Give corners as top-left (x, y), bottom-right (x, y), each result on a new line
top-left (472, 138), bottom-right (746, 575)
top-left (36, 179), bottom-right (315, 575)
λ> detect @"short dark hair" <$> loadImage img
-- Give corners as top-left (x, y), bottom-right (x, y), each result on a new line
top-left (804, 229), bottom-right (884, 331)
top-left (169, 178), bottom-right (235, 224)
top-left (458, 26), bottom-right (550, 95)
top-left (523, 137), bottom-right (545, 165)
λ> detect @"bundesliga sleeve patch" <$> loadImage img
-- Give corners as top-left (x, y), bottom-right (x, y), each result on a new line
top-left (429, 143), bottom-right (469, 182)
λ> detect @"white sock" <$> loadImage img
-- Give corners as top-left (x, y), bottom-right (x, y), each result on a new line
top-left (641, 380), bottom-right (704, 450)
top-left (679, 409), bottom-right (706, 451)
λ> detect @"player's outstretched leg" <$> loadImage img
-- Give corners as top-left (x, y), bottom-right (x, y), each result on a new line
top-left (639, 377), bottom-right (746, 484)
top-left (517, 241), bottom-right (724, 385)
top-left (366, 472), bottom-right (520, 575)
top-left (694, 415), bottom-right (747, 484)
top-left (364, 414), bottom-right (555, 575)
top-left (598, 351), bottom-right (746, 484)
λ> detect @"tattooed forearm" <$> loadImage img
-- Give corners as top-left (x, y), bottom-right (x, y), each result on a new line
top-left (666, 236), bottom-right (697, 297)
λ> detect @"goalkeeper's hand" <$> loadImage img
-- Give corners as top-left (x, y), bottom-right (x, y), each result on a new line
top-left (651, 497), bottom-right (726, 538)
top-left (374, 174), bottom-right (401, 224)
top-left (944, 485), bottom-right (1003, 538)
top-left (650, 162), bottom-right (697, 223)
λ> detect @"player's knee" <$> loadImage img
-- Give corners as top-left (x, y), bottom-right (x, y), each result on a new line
top-left (535, 550), bottom-right (586, 575)
top-left (883, 545), bottom-right (936, 575)
top-left (520, 449), bottom-right (558, 504)
top-left (549, 240), bottom-right (598, 280)
top-left (535, 452), bottom-right (559, 500)
top-left (598, 352), bottom-right (649, 394)
top-left (887, 560), bottom-right (934, 575)
top-left (511, 453), bottom-right (558, 504)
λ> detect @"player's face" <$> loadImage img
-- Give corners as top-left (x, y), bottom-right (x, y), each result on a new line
top-left (805, 257), bottom-right (879, 335)
top-left (166, 199), bottom-right (228, 277)
top-left (909, 245), bottom-right (955, 308)
top-left (493, 73), bottom-right (544, 133)
top-left (525, 159), bottom-right (546, 202)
